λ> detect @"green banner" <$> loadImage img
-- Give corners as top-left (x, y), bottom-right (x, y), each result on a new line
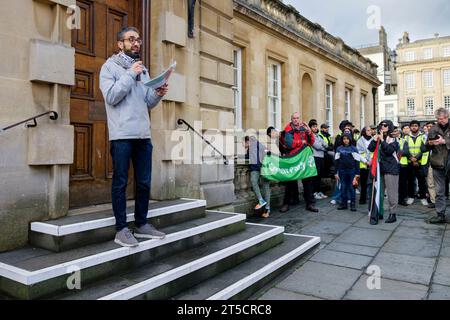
top-left (261, 147), bottom-right (318, 182)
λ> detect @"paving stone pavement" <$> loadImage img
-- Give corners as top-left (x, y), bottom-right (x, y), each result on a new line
top-left (248, 196), bottom-right (450, 300)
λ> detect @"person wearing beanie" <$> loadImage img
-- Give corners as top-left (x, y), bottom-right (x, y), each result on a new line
top-left (335, 133), bottom-right (360, 211)
top-left (368, 120), bottom-right (400, 224)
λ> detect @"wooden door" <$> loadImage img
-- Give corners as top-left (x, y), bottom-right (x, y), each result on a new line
top-left (69, 0), bottom-right (145, 208)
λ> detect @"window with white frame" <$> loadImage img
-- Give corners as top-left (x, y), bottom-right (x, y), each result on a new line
top-left (360, 94), bottom-right (366, 127)
top-left (423, 71), bottom-right (434, 88)
top-left (385, 104), bottom-right (395, 121)
top-left (345, 89), bottom-right (351, 121)
top-left (424, 48), bottom-right (433, 60)
top-left (326, 82), bottom-right (333, 135)
top-left (444, 96), bottom-right (450, 110)
top-left (425, 97), bottom-right (434, 116)
top-left (406, 72), bottom-right (415, 89)
top-left (443, 46), bottom-right (450, 57)
top-left (444, 69), bottom-right (450, 86)
top-left (268, 60), bottom-right (282, 130)
top-left (233, 49), bottom-right (243, 130)
top-left (405, 51), bottom-right (415, 62)
top-left (407, 98), bottom-right (415, 116)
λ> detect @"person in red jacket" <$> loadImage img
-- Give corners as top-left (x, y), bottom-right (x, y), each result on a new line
top-left (279, 112), bottom-right (319, 213)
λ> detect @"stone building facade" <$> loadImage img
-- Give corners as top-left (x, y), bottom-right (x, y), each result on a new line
top-left (358, 27), bottom-right (399, 125)
top-left (0, 0), bottom-right (380, 252)
top-left (396, 32), bottom-right (450, 125)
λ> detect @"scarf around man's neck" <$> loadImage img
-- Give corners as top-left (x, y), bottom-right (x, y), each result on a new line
top-left (111, 51), bottom-right (137, 70)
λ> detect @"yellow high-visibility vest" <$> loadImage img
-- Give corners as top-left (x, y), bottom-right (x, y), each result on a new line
top-left (421, 135), bottom-right (430, 166)
top-left (360, 149), bottom-right (374, 169)
top-left (319, 132), bottom-right (330, 145)
top-left (399, 138), bottom-right (409, 166)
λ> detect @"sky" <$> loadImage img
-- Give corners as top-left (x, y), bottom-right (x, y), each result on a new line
top-left (283, 0), bottom-right (450, 49)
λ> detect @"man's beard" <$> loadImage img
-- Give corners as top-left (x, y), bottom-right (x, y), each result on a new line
top-left (123, 48), bottom-right (140, 60)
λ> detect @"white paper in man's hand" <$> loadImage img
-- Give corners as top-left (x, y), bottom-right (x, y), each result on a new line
top-left (143, 61), bottom-right (177, 90)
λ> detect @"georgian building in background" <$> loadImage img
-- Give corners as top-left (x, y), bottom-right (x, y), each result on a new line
top-left (0, 0), bottom-right (380, 251)
top-left (396, 32), bottom-right (450, 125)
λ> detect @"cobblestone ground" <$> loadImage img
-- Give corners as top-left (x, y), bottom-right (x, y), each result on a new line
top-left (248, 195), bottom-right (450, 300)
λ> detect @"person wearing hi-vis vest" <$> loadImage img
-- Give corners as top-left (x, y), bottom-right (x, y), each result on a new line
top-left (405, 120), bottom-right (429, 206)
top-left (398, 134), bottom-right (411, 206)
top-left (356, 127), bottom-right (373, 205)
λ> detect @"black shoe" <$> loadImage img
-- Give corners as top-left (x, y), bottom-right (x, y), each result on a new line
top-left (306, 205), bottom-right (319, 213)
top-left (379, 215), bottom-right (384, 221)
top-left (385, 214), bottom-right (397, 224)
top-left (370, 217), bottom-right (378, 225)
top-left (428, 215), bottom-right (446, 224)
top-left (337, 204), bottom-right (348, 210)
top-left (428, 203), bottom-right (436, 209)
top-left (359, 200), bottom-right (367, 205)
top-left (350, 203), bottom-right (357, 212)
top-left (399, 201), bottom-right (408, 207)
top-left (279, 205), bottom-right (290, 213)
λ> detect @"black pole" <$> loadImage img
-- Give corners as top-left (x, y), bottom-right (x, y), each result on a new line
top-left (372, 87), bottom-right (378, 125)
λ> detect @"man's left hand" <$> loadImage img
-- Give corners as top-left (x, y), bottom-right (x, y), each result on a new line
top-left (155, 84), bottom-right (169, 97)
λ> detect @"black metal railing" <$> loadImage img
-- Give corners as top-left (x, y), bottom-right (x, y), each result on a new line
top-left (177, 119), bottom-right (229, 165)
top-left (1, 111), bottom-right (58, 132)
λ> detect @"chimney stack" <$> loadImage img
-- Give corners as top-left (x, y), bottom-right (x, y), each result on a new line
top-left (402, 32), bottom-right (410, 44)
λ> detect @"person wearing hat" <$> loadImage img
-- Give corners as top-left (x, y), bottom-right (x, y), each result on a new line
top-left (335, 132), bottom-right (360, 211)
top-left (368, 120), bottom-right (400, 224)
top-left (405, 120), bottom-right (428, 206)
top-left (310, 120), bottom-right (329, 200)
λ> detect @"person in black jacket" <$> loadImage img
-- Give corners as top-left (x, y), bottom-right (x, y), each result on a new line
top-left (368, 120), bottom-right (400, 224)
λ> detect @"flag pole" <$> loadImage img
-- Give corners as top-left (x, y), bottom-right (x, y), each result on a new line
top-left (368, 140), bottom-right (380, 222)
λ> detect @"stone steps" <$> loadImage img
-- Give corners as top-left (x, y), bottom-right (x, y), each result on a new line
top-left (173, 233), bottom-right (320, 300)
top-left (0, 211), bottom-right (245, 299)
top-left (0, 198), bottom-right (321, 300)
top-left (30, 199), bottom-right (206, 252)
top-left (54, 223), bottom-right (286, 300)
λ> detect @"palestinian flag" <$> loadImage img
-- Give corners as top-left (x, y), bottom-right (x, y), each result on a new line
top-left (261, 146), bottom-right (318, 182)
top-left (369, 140), bottom-right (384, 223)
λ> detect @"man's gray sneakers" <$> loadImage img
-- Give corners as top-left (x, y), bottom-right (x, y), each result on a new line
top-left (134, 224), bottom-right (166, 240)
top-left (115, 228), bottom-right (139, 247)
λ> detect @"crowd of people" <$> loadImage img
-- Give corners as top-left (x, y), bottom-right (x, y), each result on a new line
top-left (245, 108), bottom-right (450, 226)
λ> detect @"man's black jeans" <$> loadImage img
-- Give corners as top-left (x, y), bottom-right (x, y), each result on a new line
top-left (111, 139), bottom-right (153, 232)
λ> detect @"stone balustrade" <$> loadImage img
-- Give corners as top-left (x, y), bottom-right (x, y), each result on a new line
top-left (235, 0), bottom-right (379, 77)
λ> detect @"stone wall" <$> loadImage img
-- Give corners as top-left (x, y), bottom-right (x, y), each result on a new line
top-left (0, 0), bottom-right (74, 252)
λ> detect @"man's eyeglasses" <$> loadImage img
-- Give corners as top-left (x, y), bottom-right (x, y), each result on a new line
top-left (121, 37), bottom-right (142, 45)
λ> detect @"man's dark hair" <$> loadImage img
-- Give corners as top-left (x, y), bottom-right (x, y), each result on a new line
top-left (244, 136), bottom-right (250, 142)
top-left (425, 121), bottom-right (435, 126)
top-left (401, 124), bottom-right (409, 130)
top-left (353, 129), bottom-right (360, 134)
top-left (410, 120), bottom-right (421, 127)
top-left (267, 126), bottom-right (276, 137)
top-left (308, 120), bottom-right (318, 128)
top-left (117, 27), bottom-right (140, 41)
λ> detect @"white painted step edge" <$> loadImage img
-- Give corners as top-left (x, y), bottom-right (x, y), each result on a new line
top-left (31, 199), bottom-right (207, 236)
top-left (98, 225), bottom-right (286, 300)
top-left (0, 212), bottom-right (244, 286)
top-left (207, 234), bottom-right (321, 300)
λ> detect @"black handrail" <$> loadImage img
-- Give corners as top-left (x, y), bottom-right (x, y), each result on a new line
top-left (177, 119), bottom-right (229, 165)
top-left (1, 111), bottom-right (58, 132)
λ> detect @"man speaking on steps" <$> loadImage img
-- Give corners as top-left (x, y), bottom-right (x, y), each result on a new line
top-left (100, 27), bottom-right (169, 247)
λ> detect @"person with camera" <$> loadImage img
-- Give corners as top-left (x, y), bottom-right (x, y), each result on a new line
top-left (368, 120), bottom-right (400, 224)
top-left (424, 108), bottom-right (450, 224)
top-left (279, 112), bottom-right (318, 213)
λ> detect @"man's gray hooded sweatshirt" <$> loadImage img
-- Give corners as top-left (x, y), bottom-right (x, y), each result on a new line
top-left (100, 52), bottom-right (162, 141)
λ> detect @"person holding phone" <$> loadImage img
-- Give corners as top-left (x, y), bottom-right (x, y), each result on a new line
top-left (424, 108), bottom-right (450, 224)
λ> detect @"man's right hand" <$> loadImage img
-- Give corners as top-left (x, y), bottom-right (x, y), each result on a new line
top-left (131, 61), bottom-right (144, 76)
